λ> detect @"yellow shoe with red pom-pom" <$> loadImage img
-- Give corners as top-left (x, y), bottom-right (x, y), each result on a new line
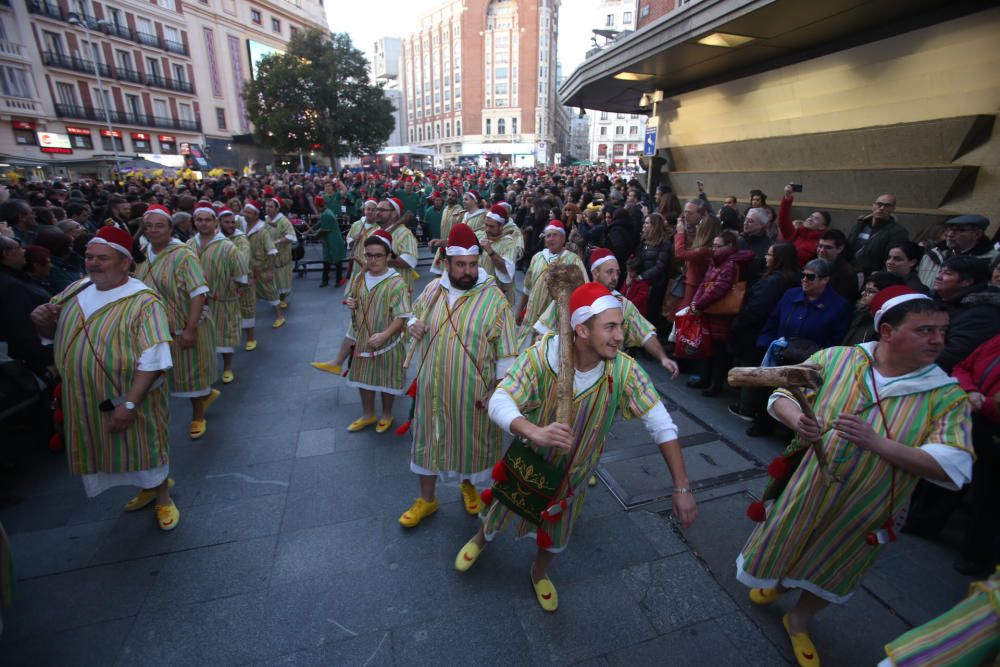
top-left (460, 481), bottom-right (482, 515)
top-left (531, 573), bottom-right (558, 612)
top-left (454, 539), bottom-right (482, 572)
top-left (783, 614), bottom-right (820, 667)
top-left (399, 497), bottom-right (439, 528)
top-left (749, 587), bottom-right (781, 605)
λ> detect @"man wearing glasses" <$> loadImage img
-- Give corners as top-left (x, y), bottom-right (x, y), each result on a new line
top-left (847, 194), bottom-right (909, 276)
top-left (376, 198), bottom-right (419, 293)
top-left (916, 214), bottom-right (997, 289)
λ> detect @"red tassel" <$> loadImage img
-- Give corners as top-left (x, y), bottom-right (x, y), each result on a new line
top-left (406, 379), bottom-right (417, 399)
top-left (866, 532), bottom-right (879, 546)
top-left (394, 420), bottom-right (411, 435)
top-left (475, 399), bottom-right (484, 410)
top-left (480, 488), bottom-right (493, 506)
top-left (48, 433), bottom-right (63, 451)
top-left (543, 508), bottom-right (560, 522)
top-left (491, 460), bottom-right (508, 483)
top-left (53, 407), bottom-right (64, 423)
top-left (767, 456), bottom-right (790, 480)
top-left (746, 500), bottom-right (767, 522)
top-left (536, 529), bottom-right (554, 550)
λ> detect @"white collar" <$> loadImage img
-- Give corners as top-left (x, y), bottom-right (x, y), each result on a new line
top-left (246, 220), bottom-right (267, 236)
top-left (194, 232), bottom-right (227, 247)
top-left (856, 342), bottom-right (957, 397)
top-left (438, 267), bottom-right (490, 292)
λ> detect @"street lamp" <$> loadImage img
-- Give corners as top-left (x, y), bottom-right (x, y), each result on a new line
top-left (67, 4), bottom-right (122, 179)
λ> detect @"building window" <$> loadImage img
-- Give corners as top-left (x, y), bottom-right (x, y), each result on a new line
top-left (485, 118), bottom-right (491, 135)
top-left (124, 94), bottom-right (142, 118)
top-left (630, 126), bottom-right (639, 135)
top-left (271, 18), bottom-right (280, 33)
top-left (600, 111), bottom-right (608, 120)
top-left (13, 127), bottom-right (36, 145)
top-left (445, 122), bottom-right (450, 137)
top-left (511, 118), bottom-right (517, 134)
top-left (615, 126), bottom-right (624, 136)
top-left (418, 126), bottom-right (423, 141)
top-left (289, 26), bottom-right (299, 39)
top-left (250, 8), bottom-right (262, 24)
top-left (623, 11), bottom-right (632, 24)
top-left (70, 133), bottom-right (94, 149)
top-left (132, 133), bottom-right (151, 151)
top-left (216, 107), bottom-right (227, 130)
top-left (455, 120), bottom-right (461, 136)
top-left (55, 82), bottom-right (77, 108)
top-left (497, 118), bottom-right (505, 134)
top-left (600, 126), bottom-right (607, 136)
top-left (641, 5), bottom-right (650, 17)
top-left (101, 133), bottom-right (125, 151)
top-left (159, 137), bottom-right (177, 153)
top-left (606, 14), bottom-right (614, 26)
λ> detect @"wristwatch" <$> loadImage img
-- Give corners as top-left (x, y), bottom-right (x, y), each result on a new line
top-left (124, 401), bottom-right (136, 411)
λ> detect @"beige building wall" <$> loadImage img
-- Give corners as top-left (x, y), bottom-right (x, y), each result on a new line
top-left (654, 7), bottom-right (1000, 237)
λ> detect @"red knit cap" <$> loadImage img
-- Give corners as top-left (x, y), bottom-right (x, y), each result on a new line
top-left (543, 220), bottom-right (566, 235)
top-left (445, 223), bottom-right (480, 256)
top-left (589, 248), bottom-right (616, 272)
top-left (485, 205), bottom-right (508, 223)
top-left (870, 285), bottom-right (931, 329)
top-left (569, 282), bottom-right (621, 327)
top-left (144, 203), bottom-right (172, 220)
top-left (88, 226), bottom-right (134, 257)
top-left (369, 229), bottom-right (393, 253)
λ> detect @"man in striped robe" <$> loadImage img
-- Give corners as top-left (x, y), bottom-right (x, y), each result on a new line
top-left (244, 200), bottom-right (284, 336)
top-left (377, 197), bottom-right (419, 293)
top-left (135, 205), bottom-right (219, 440)
top-left (190, 205), bottom-right (248, 385)
top-left (31, 226), bottom-right (180, 530)
top-left (219, 208), bottom-right (254, 347)
top-left (460, 190), bottom-right (486, 234)
top-left (343, 230), bottom-right (411, 433)
top-left (515, 220), bottom-right (586, 350)
top-left (737, 287), bottom-right (973, 667)
top-left (453, 282), bottom-right (697, 612)
top-left (265, 197), bottom-right (296, 310)
top-left (477, 204), bottom-right (518, 305)
top-left (429, 188), bottom-right (466, 275)
top-left (400, 223), bottom-right (517, 528)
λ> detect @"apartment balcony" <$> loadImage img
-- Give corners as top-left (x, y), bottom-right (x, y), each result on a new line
top-left (0, 39), bottom-right (30, 62)
top-left (42, 50), bottom-right (112, 78)
top-left (26, 1), bottom-right (189, 57)
top-left (115, 67), bottom-right (143, 85)
top-left (26, 0), bottom-right (63, 20)
top-left (1, 95), bottom-right (39, 113)
top-left (54, 103), bottom-right (201, 132)
top-left (145, 73), bottom-right (193, 94)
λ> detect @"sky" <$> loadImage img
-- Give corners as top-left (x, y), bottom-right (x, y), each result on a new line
top-left (325, 0), bottom-right (602, 77)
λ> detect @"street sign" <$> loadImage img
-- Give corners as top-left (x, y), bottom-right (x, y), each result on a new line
top-left (643, 126), bottom-right (657, 157)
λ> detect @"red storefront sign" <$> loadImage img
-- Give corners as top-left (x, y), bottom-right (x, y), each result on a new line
top-left (131, 132), bottom-right (150, 140)
top-left (66, 126), bottom-right (91, 136)
top-left (158, 135), bottom-right (176, 142)
top-left (100, 129), bottom-right (122, 138)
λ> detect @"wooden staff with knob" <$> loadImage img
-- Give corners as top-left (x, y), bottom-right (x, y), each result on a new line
top-left (546, 263), bottom-right (585, 424)
top-left (402, 281), bottom-right (446, 370)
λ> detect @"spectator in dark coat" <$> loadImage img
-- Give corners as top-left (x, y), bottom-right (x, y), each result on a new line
top-left (847, 193), bottom-right (909, 275)
top-left (841, 271), bottom-right (906, 345)
top-left (817, 229), bottom-right (861, 306)
top-left (0, 236), bottom-right (52, 379)
top-left (737, 207), bottom-right (773, 286)
top-left (931, 255), bottom-right (1000, 373)
top-left (756, 258), bottom-right (852, 352)
top-left (634, 212), bottom-right (673, 329)
top-left (606, 206), bottom-right (637, 286)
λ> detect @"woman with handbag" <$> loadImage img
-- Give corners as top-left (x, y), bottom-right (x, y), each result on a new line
top-left (635, 213), bottom-right (674, 331)
top-left (688, 231), bottom-right (754, 395)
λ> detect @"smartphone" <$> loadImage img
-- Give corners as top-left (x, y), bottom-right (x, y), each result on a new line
top-left (791, 183), bottom-right (803, 192)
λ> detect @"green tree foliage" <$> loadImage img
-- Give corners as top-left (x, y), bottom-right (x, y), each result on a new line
top-left (242, 30), bottom-right (395, 164)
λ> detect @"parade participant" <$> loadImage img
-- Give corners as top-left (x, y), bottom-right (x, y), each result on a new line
top-left (342, 230), bottom-right (411, 433)
top-left (219, 208), bottom-right (256, 354)
top-left (264, 197), bottom-right (296, 309)
top-left (737, 286), bottom-right (973, 667)
top-left (317, 196), bottom-right (345, 288)
top-left (497, 201), bottom-right (525, 262)
top-left (477, 204), bottom-right (518, 304)
top-left (377, 197), bottom-right (419, 292)
top-left (455, 282), bottom-right (697, 612)
top-left (344, 198), bottom-right (380, 279)
top-left (189, 205), bottom-right (248, 385)
top-left (423, 191), bottom-right (445, 242)
top-left (135, 204), bottom-right (218, 440)
top-left (461, 190), bottom-right (486, 233)
top-left (30, 226), bottom-right (180, 530)
top-left (244, 200), bottom-right (284, 335)
top-left (534, 248), bottom-right (680, 377)
top-left (515, 220), bottom-right (586, 349)
top-left (401, 223), bottom-right (517, 527)
top-left (429, 188), bottom-right (466, 274)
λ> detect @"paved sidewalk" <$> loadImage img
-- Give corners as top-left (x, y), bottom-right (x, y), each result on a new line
top-left (0, 260), bottom-right (977, 666)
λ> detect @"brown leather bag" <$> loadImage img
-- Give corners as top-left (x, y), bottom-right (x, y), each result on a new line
top-left (704, 267), bottom-right (746, 316)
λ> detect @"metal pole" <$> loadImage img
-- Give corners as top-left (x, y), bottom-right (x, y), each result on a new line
top-left (70, 4), bottom-right (122, 180)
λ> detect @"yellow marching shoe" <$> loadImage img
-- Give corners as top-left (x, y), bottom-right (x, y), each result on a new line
top-left (203, 388), bottom-right (221, 412)
top-left (749, 587), bottom-right (781, 605)
top-left (454, 539), bottom-right (482, 572)
top-left (311, 361), bottom-right (342, 375)
top-left (189, 419), bottom-right (207, 440)
top-left (782, 614), bottom-right (820, 667)
top-left (155, 501), bottom-right (181, 531)
top-left (399, 497), bottom-right (439, 528)
top-left (459, 481), bottom-right (482, 515)
top-left (375, 417), bottom-right (394, 433)
top-left (124, 477), bottom-right (175, 512)
top-left (279, 300), bottom-right (289, 309)
top-left (347, 415), bottom-right (378, 432)
top-left (245, 340), bottom-right (258, 351)
top-left (222, 370), bottom-right (235, 384)
top-left (272, 317), bottom-right (286, 329)
top-left (531, 573), bottom-right (559, 612)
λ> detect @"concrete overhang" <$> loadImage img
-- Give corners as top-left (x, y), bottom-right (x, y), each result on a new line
top-left (559, 0), bottom-right (992, 114)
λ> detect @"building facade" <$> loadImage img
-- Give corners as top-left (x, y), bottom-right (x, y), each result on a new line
top-left (0, 0), bottom-right (326, 179)
top-left (372, 36), bottom-right (405, 148)
top-left (400, 0), bottom-right (561, 168)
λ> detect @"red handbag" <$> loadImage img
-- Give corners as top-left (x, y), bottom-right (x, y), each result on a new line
top-left (674, 311), bottom-right (713, 359)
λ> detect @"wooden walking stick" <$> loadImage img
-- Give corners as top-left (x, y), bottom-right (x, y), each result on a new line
top-left (546, 263), bottom-right (585, 424)
top-left (727, 364), bottom-right (840, 484)
top-left (402, 281), bottom-right (447, 370)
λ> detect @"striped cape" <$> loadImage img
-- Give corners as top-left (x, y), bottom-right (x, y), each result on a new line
top-left (189, 234), bottom-right (249, 352)
top-left (51, 279), bottom-right (172, 475)
top-left (248, 223), bottom-right (279, 304)
top-left (390, 224), bottom-right (420, 291)
top-left (481, 335), bottom-right (661, 551)
top-left (347, 219), bottom-right (378, 269)
top-left (409, 273), bottom-right (516, 480)
top-left (516, 249), bottom-right (587, 349)
top-left (346, 270), bottom-right (411, 394)
top-left (738, 345), bottom-right (972, 602)
top-left (535, 291), bottom-right (655, 348)
top-left (267, 214), bottom-right (296, 294)
top-left (227, 231), bottom-right (257, 326)
top-left (135, 243), bottom-right (218, 395)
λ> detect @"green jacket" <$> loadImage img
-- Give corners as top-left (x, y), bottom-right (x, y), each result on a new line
top-left (319, 208), bottom-right (345, 262)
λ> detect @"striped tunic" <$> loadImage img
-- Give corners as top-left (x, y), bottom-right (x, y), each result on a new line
top-left (248, 221), bottom-right (279, 305)
top-left (481, 335), bottom-right (661, 551)
top-left (135, 243), bottom-right (218, 396)
top-left (51, 279), bottom-right (172, 475)
top-left (738, 345), bottom-right (972, 603)
top-left (267, 213), bottom-right (296, 294)
top-left (409, 273), bottom-right (517, 481)
top-left (463, 209), bottom-right (486, 234)
top-left (228, 231), bottom-right (256, 327)
top-left (390, 224), bottom-right (419, 292)
top-left (189, 234), bottom-right (249, 352)
top-left (347, 219), bottom-right (377, 269)
top-left (346, 269), bottom-right (411, 395)
top-left (430, 204), bottom-right (466, 274)
top-left (517, 249), bottom-right (587, 349)
top-left (535, 291), bottom-right (655, 348)
top-left (476, 231), bottom-right (518, 305)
